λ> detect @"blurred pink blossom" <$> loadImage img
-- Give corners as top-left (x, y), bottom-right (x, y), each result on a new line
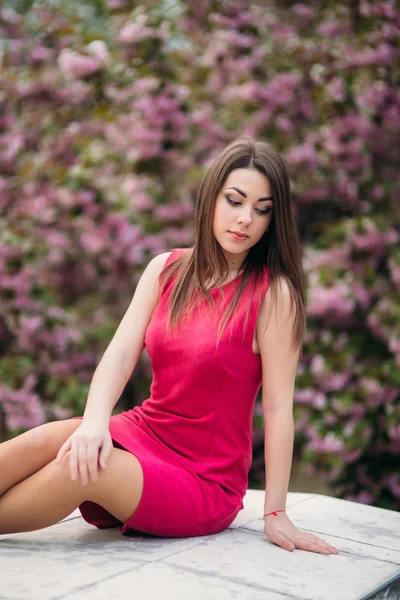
top-left (317, 20), bottom-right (343, 37)
top-left (293, 4), bottom-right (315, 19)
top-left (164, 227), bottom-right (194, 245)
top-left (58, 49), bottom-right (101, 80)
top-left (0, 382), bottom-right (45, 431)
top-left (328, 77), bottom-right (345, 102)
top-left (118, 15), bottom-right (169, 44)
top-left (1, 7), bottom-right (20, 24)
top-left (352, 228), bottom-right (398, 253)
top-left (106, 0), bottom-right (127, 8)
top-left (304, 246), bottom-right (350, 270)
top-left (360, 0), bottom-right (396, 18)
top-left (276, 116), bottom-right (294, 132)
top-left (285, 142), bottom-right (317, 170)
top-left (86, 40), bottom-right (110, 65)
top-left (341, 449), bottom-right (362, 462)
top-left (31, 46), bottom-right (53, 63)
top-left (52, 405), bottom-right (73, 419)
top-left (308, 283), bottom-right (354, 319)
top-left (383, 473), bottom-right (400, 499)
top-left (121, 175), bottom-right (155, 211)
top-left (307, 432), bottom-right (344, 453)
top-left (295, 389), bottom-right (325, 406)
top-left (351, 282), bottom-right (371, 310)
top-left (80, 232), bottom-right (106, 254)
top-left (347, 491), bottom-right (374, 505)
top-left (155, 203), bottom-right (189, 222)
top-left (322, 372), bottom-right (351, 393)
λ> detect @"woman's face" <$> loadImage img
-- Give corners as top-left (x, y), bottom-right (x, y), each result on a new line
top-left (213, 168), bottom-right (273, 268)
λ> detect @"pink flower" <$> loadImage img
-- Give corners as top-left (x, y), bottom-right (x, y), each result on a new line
top-left (0, 7), bottom-right (20, 24)
top-left (58, 49), bottom-right (101, 80)
top-left (20, 316), bottom-right (44, 333)
top-left (308, 283), bottom-right (354, 319)
top-left (293, 4), bottom-right (315, 19)
top-left (80, 232), bottom-right (106, 254)
top-left (383, 474), bottom-right (400, 499)
top-left (141, 234), bottom-right (167, 255)
top-left (322, 372), bottom-right (351, 393)
top-left (304, 246), bottom-right (350, 270)
top-left (310, 355), bottom-right (325, 376)
top-left (352, 227), bottom-right (398, 253)
top-left (276, 116), bottom-right (294, 132)
top-left (31, 46), bottom-right (53, 63)
top-left (294, 389), bottom-right (321, 405)
top-left (351, 491), bottom-right (374, 505)
top-left (163, 227), bottom-right (194, 245)
top-left (317, 20), bottom-right (342, 37)
top-left (106, 0), bottom-right (127, 8)
top-left (0, 383), bottom-right (45, 431)
top-left (262, 73), bottom-right (302, 107)
top-left (341, 449), bottom-right (362, 462)
top-left (388, 423), bottom-right (400, 441)
top-left (52, 406), bottom-right (73, 420)
top-left (328, 77), bottom-right (345, 102)
top-left (285, 142), bottom-right (318, 170)
top-left (307, 432), bottom-right (344, 453)
top-left (86, 40), bottom-right (110, 65)
top-left (117, 15), bottom-right (168, 44)
top-left (155, 204), bottom-right (188, 222)
top-left (121, 175), bottom-right (154, 212)
top-left (351, 282), bottom-right (371, 310)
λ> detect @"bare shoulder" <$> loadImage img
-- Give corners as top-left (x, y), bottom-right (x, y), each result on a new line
top-left (100, 251), bottom-right (174, 374)
top-left (257, 274), bottom-right (294, 328)
top-left (146, 247), bottom-right (191, 274)
top-left (141, 251), bottom-right (173, 299)
top-left (147, 251), bottom-right (173, 275)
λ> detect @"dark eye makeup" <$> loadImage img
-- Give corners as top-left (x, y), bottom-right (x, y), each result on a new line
top-left (225, 195), bottom-right (272, 216)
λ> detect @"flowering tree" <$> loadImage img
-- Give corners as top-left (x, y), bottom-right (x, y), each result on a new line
top-left (0, 0), bottom-right (194, 432)
top-left (0, 0), bottom-right (399, 509)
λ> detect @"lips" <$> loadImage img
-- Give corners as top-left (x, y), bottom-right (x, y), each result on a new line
top-left (229, 231), bottom-right (249, 239)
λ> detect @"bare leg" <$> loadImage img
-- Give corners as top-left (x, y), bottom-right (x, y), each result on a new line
top-left (0, 419), bottom-right (144, 534)
top-left (0, 446), bottom-right (144, 534)
top-left (0, 419), bottom-right (81, 496)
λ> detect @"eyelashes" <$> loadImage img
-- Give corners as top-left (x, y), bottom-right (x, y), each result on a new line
top-left (225, 196), bottom-right (272, 216)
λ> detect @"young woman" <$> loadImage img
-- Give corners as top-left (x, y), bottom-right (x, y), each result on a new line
top-left (0, 136), bottom-right (337, 555)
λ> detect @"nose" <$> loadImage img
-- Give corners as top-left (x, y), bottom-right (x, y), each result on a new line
top-left (237, 208), bottom-right (252, 226)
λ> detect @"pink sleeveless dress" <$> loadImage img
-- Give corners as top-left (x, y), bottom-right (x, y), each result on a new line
top-left (78, 248), bottom-right (270, 537)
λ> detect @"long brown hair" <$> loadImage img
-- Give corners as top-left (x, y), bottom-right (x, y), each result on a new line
top-left (159, 135), bottom-right (307, 351)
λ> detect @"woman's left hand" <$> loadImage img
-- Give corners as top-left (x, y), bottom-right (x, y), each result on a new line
top-left (264, 512), bottom-right (338, 554)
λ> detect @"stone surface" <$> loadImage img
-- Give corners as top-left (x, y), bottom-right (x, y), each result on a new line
top-left (1, 491), bottom-right (399, 600)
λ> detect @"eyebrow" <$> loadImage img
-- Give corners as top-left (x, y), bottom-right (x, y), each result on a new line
top-left (226, 187), bottom-right (273, 203)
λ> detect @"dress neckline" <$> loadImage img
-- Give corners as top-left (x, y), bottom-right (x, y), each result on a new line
top-left (206, 272), bottom-right (244, 292)
top-left (172, 248), bottom-right (244, 293)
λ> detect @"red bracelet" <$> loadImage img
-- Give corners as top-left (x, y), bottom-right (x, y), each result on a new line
top-left (264, 509), bottom-right (286, 517)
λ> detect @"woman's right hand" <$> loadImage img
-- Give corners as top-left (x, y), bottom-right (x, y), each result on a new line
top-left (55, 420), bottom-right (113, 485)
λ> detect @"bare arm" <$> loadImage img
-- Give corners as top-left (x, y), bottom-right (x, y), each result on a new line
top-left (257, 276), bottom-right (299, 515)
top-left (257, 278), bottom-right (337, 555)
top-left (82, 251), bottom-right (172, 424)
top-left (55, 251), bottom-right (172, 483)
